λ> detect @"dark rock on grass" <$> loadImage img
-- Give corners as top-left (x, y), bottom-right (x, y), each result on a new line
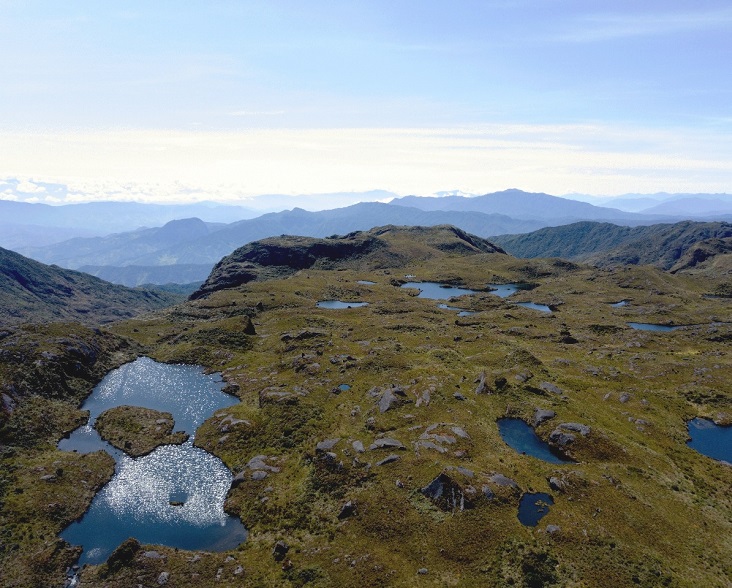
top-left (375, 454), bottom-right (401, 466)
top-left (547, 476), bottom-right (564, 491)
top-left (338, 500), bottom-right (356, 519)
top-left (101, 538), bottom-right (142, 577)
top-left (453, 392), bottom-right (466, 401)
top-left (421, 473), bottom-right (473, 512)
top-left (534, 409), bottom-right (556, 426)
top-left (273, 541), bottom-right (289, 562)
top-left (549, 430), bottom-right (576, 447)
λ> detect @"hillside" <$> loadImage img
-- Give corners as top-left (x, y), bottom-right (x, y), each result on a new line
top-left (494, 220), bottom-right (732, 271)
top-left (0, 247), bottom-right (181, 326)
top-left (192, 224), bottom-right (507, 299)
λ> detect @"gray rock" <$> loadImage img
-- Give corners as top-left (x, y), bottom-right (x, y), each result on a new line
top-left (251, 470), bottom-right (268, 481)
top-left (546, 524), bottom-right (561, 534)
top-left (414, 440), bottom-right (447, 454)
top-left (451, 426), bottom-right (470, 439)
top-left (247, 455), bottom-right (281, 472)
top-left (540, 382), bottom-right (562, 395)
top-left (157, 571), bottom-right (169, 585)
top-left (144, 551), bottom-right (164, 559)
top-left (316, 438), bottom-right (341, 453)
top-left (234, 565), bottom-right (244, 575)
top-left (619, 393), bottom-right (631, 403)
top-left (453, 392), bottom-right (466, 401)
top-left (534, 409), bottom-right (556, 427)
top-left (376, 454), bottom-right (401, 466)
top-left (547, 476), bottom-right (564, 491)
top-left (475, 371), bottom-right (489, 394)
top-left (482, 485), bottom-right (495, 500)
top-left (418, 568), bottom-right (429, 575)
top-left (559, 422), bottom-right (591, 436)
top-left (369, 437), bottom-right (405, 450)
top-left (352, 440), bottom-right (365, 453)
top-left (549, 429), bottom-right (576, 446)
top-left (489, 473), bottom-right (519, 489)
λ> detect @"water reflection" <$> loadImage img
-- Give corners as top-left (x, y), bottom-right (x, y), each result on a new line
top-left (401, 282), bottom-right (477, 300)
top-left (59, 357), bottom-right (246, 565)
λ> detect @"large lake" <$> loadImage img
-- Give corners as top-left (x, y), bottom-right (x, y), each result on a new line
top-left (59, 357), bottom-right (247, 565)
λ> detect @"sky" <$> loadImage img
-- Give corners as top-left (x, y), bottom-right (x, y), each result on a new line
top-left (1, 0), bottom-right (731, 205)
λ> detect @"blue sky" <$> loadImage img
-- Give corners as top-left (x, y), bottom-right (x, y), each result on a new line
top-left (1, 1), bottom-right (731, 202)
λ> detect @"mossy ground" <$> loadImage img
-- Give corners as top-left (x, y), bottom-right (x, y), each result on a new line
top-left (2, 253), bottom-right (731, 587)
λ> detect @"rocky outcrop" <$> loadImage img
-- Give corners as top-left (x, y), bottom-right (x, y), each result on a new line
top-left (191, 225), bottom-right (506, 299)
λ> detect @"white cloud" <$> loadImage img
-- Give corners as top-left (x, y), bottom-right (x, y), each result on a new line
top-left (0, 123), bottom-right (730, 202)
top-left (16, 180), bottom-right (46, 194)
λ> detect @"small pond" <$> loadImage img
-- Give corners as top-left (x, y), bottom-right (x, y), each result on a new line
top-left (518, 492), bottom-right (554, 527)
top-left (338, 383), bottom-right (351, 392)
top-left (687, 417), bottom-right (732, 463)
top-left (316, 300), bottom-right (369, 309)
top-left (497, 418), bottom-right (573, 464)
top-left (357, 280), bottom-right (376, 285)
top-left (59, 357), bottom-right (247, 565)
top-left (515, 302), bottom-right (552, 313)
top-left (486, 283), bottom-right (532, 298)
top-left (611, 300), bottom-right (630, 307)
top-left (627, 322), bottom-right (680, 332)
top-left (437, 303), bottom-right (475, 316)
top-left (401, 282), bottom-right (477, 300)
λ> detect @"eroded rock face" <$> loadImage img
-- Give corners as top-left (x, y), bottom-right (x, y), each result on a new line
top-left (421, 473), bottom-right (473, 512)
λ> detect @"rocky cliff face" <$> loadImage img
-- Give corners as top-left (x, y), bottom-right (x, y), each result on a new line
top-left (191, 224), bottom-right (506, 299)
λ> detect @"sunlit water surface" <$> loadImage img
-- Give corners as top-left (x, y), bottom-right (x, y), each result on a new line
top-left (59, 357), bottom-right (246, 565)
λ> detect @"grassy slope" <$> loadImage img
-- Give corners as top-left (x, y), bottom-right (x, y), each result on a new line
top-left (0, 246), bottom-right (182, 326)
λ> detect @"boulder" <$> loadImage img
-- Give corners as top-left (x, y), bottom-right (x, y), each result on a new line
top-left (540, 382), bottom-right (563, 395)
top-left (316, 438), bottom-right (341, 453)
top-left (534, 409), bottom-right (556, 426)
top-left (376, 454), bottom-right (401, 466)
top-left (272, 541), bottom-right (289, 562)
top-left (369, 437), bottom-right (405, 451)
top-left (421, 473), bottom-right (473, 511)
top-left (337, 501), bottom-right (356, 520)
top-left (489, 473), bottom-right (519, 489)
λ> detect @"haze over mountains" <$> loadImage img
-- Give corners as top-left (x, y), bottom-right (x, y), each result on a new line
top-left (5, 188), bottom-right (732, 288)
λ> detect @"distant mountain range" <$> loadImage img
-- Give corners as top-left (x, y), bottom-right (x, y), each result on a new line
top-left (0, 247), bottom-right (182, 326)
top-left (493, 220), bottom-right (732, 273)
top-left (17, 202), bottom-right (547, 283)
top-left (7, 189), bottom-right (732, 286)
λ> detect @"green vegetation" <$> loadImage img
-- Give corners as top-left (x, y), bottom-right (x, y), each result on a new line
top-left (1, 225), bottom-right (730, 587)
top-left (95, 406), bottom-right (188, 457)
top-left (0, 246), bottom-right (182, 326)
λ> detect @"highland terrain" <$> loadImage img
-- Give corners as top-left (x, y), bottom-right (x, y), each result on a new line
top-left (0, 222), bottom-right (730, 587)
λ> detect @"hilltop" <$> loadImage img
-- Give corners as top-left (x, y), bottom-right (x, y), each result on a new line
top-left (0, 247), bottom-right (181, 326)
top-left (192, 224), bottom-right (506, 299)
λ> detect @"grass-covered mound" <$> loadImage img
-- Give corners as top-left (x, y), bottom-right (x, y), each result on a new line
top-left (95, 406), bottom-right (188, 457)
